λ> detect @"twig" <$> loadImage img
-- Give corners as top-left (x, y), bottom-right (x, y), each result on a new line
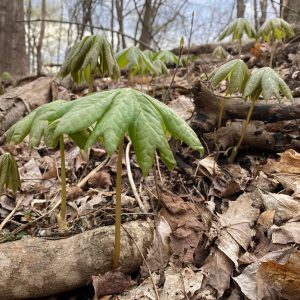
top-left (121, 223), bottom-right (160, 300)
top-left (0, 195), bottom-right (24, 230)
top-left (155, 153), bottom-right (163, 184)
top-left (76, 157), bottom-right (109, 188)
top-left (125, 141), bottom-right (147, 213)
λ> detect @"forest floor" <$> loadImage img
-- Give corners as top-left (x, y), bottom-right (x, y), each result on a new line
top-left (0, 41), bottom-right (300, 300)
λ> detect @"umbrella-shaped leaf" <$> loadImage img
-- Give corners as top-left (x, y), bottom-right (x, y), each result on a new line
top-left (58, 34), bottom-right (120, 84)
top-left (258, 18), bottom-right (295, 43)
top-left (212, 59), bottom-right (249, 95)
top-left (52, 88), bottom-right (204, 176)
top-left (219, 18), bottom-right (256, 42)
top-left (244, 67), bottom-right (293, 101)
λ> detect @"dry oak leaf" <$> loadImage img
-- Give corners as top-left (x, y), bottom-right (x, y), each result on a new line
top-left (263, 149), bottom-right (300, 174)
top-left (259, 191), bottom-right (300, 222)
top-left (159, 189), bottom-right (205, 265)
top-left (234, 247), bottom-right (294, 300)
top-left (216, 193), bottom-right (260, 267)
top-left (256, 249), bottom-right (300, 300)
top-left (271, 219), bottom-right (300, 245)
top-left (202, 246), bottom-right (233, 298)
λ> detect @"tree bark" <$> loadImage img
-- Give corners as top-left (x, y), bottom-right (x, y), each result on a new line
top-left (36, 0), bottom-right (46, 76)
top-left (191, 80), bottom-right (300, 152)
top-left (281, 0), bottom-right (300, 33)
top-left (236, 0), bottom-right (246, 18)
top-left (116, 0), bottom-right (126, 49)
top-left (259, 0), bottom-right (268, 26)
top-left (139, 0), bottom-right (153, 50)
top-left (0, 0), bottom-right (27, 77)
top-left (0, 221), bottom-right (153, 299)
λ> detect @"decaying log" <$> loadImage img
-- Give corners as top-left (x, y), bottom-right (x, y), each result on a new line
top-left (172, 41), bottom-right (255, 56)
top-left (204, 120), bottom-right (300, 152)
top-left (0, 221), bottom-right (153, 299)
top-left (0, 77), bottom-right (52, 142)
top-left (191, 80), bottom-right (300, 152)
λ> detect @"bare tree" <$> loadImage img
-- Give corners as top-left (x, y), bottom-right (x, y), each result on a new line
top-left (0, 0), bottom-right (27, 77)
top-left (236, 0), bottom-right (246, 18)
top-left (37, 0), bottom-right (46, 75)
top-left (116, 0), bottom-right (126, 49)
top-left (259, 0), bottom-right (268, 26)
top-left (281, 0), bottom-right (300, 31)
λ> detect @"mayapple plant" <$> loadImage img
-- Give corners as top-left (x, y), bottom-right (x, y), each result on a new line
top-left (58, 34), bottom-right (120, 93)
top-left (0, 153), bottom-right (20, 194)
top-left (116, 46), bottom-right (159, 79)
top-left (5, 100), bottom-right (91, 230)
top-left (219, 18), bottom-right (256, 57)
top-left (228, 67), bottom-right (293, 162)
top-left (44, 88), bottom-right (204, 269)
top-left (258, 17), bottom-right (295, 67)
top-left (211, 59), bottom-right (249, 128)
top-left (212, 45), bottom-right (229, 60)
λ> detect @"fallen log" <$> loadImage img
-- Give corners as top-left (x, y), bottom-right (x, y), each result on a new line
top-left (0, 220), bottom-right (153, 299)
top-left (0, 77), bottom-right (52, 143)
top-left (191, 80), bottom-right (300, 152)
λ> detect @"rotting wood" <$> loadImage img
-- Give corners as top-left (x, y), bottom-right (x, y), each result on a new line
top-left (191, 80), bottom-right (300, 152)
top-left (0, 77), bottom-right (52, 142)
top-left (0, 220), bottom-right (153, 299)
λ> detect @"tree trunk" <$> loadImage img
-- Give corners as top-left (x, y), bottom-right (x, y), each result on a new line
top-left (36, 0), bottom-right (46, 76)
top-left (253, 0), bottom-right (259, 30)
top-left (139, 0), bottom-right (153, 50)
top-left (116, 0), bottom-right (126, 49)
top-left (236, 0), bottom-right (246, 18)
top-left (259, 0), bottom-right (268, 26)
top-left (281, 0), bottom-right (300, 33)
top-left (0, 0), bottom-right (27, 77)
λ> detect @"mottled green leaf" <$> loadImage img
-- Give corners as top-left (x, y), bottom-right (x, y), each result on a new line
top-left (0, 153), bottom-right (20, 193)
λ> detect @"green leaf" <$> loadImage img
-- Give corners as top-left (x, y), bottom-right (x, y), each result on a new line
top-left (212, 59), bottom-right (249, 95)
top-left (244, 67), bottom-right (293, 101)
top-left (116, 46), bottom-right (159, 76)
top-left (219, 18), bottom-right (256, 42)
top-left (258, 17), bottom-right (295, 43)
top-left (58, 34), bottom-right (120, 83)
top-left (52, 88), bottom-right (204, 176)
top-left (212, 45), bottom-right (229, 60)
top-left (0, 153), bottom-right (20, 193)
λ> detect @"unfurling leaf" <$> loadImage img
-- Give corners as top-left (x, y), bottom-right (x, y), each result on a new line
top-left (51, 88), bottom-right (204, 176)
top-left (212, 59), bottom-right (249, 95)
top-left (0, 153), bottom-right (21, 193)
top-left (244, 67), bottom-right (293, 101)
top-left (219, 18), bottom-right (256, 41)
top-left (258, 17), bottom-right (295, 43)
top-left (116, 46), bottom-right (159, 76)
top-left (212, 45), bottom-right (229, 60)
top-left (58, 34), bottom-right (120, 84)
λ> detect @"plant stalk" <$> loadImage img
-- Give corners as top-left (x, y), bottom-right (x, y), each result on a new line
top-left (238, 39), bottom-right (242, 58)
top-left (228, 100), bottom-right (255, 163)
top-left (58, 135), bottom-right (67, 230)
top-left (88, 74), bottom-right (94, 93)
top-left (269, 40), bottom-right (276, 68)
top-left (217, 99), bottom-right (225, 129)
top-left (112, 139), bottom-right (124, 269)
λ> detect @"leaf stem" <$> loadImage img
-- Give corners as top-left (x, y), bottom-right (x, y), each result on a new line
top-left (112, 139), bottom-right (124, 269)
top-left (217, 99), bottom-right (225, 129)
top-left (269, 40), bottom-right (276, 68)
top-left (88, 74), bottom-right (94, 93)
top-left (58, 135), bottom-right (67, 230)
top-left (229, 100), bottom-right (255, 163)
top-left (238, 39), bottom-right (242, 58)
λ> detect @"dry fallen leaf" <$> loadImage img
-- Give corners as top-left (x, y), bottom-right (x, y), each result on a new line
top-left (234, 247), bottom-right (295, 300)
top-left (202, 246), bottom-right (233, 298)
top-left (262, 149), bottom-right (300, 174)
top-left (92, 271), bottom-right (136, 297)
top-left (88, 171), bottom-right (112, 189)
top-left (271, 220), bottom-right (300, 244)
top-left (260, 191), bottom-right (300, 222)
top-left (216, 193), bottom-right (260, 267)
top-left (159, 189), bottom-right (205, 265)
